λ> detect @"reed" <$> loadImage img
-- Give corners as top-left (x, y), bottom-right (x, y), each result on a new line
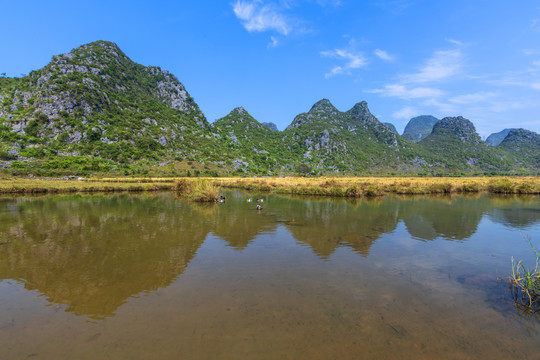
top-left (1, 176), bottom-right (538, 197)
top-left (215, 176), bottom-right (539, 197)
top-left (173, 179), bottom-right (220, 202)
top-left (190, 180), bottom-right (220, 202)
top-left (510, 237), bottom-right (540, 311)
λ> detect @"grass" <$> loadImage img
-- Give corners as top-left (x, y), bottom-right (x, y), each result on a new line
top-left (0, 176), bottom-right (538, 197)
top-left (213, 176), bottom-right (540, 197)
top-left (174, 179), bottom-right (220, 202)
top-left (510, 237), bottom-right (540, 312)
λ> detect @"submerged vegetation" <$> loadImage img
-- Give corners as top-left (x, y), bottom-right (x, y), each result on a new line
top-left (510, 238), bottom-right (540, 312)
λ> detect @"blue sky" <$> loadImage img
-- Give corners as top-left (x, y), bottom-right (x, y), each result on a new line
top-left (1, 0), bottom-right (540, 138)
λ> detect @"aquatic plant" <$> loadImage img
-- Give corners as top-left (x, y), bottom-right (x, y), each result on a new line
top-left (173, 179), bottom-right (220, 202)
top-left (189, 180), bottom-right (220, 202)
top-left (510, 237), bottom-right (540, 311)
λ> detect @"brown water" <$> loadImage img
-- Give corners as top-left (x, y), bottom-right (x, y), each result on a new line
top-left (0, 192), bottom-right (539, 359)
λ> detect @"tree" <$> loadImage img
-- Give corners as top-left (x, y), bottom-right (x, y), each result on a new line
top-left (297, 163), bottom-right (311, 175)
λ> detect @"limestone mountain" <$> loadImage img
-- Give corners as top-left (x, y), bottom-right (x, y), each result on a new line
top-left (418, 117), bottom-right (515, 171)
top-left (486, 128), bottom-right (514, 146)
top-left (498, 129), bottom-right (539, 168)
top-left (383, 122), bottom-right (398, 134)
top-left (402, 115), bottom-right (439, 142)
top-left (262, 122), bottom-right (278, 132)
top-left (0, 40), bottom-right (214, 167)
top-left (0, 41), bottom-right (538, 176)
top-left (213, 107), bottom-right (290, 173)
top-left (282, 99), bottom-right (418, 173)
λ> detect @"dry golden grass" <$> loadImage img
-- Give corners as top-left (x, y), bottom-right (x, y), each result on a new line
top-left (213, 176), bottom-right (540, 196)
top-left (0, 176), bottom-right (538, 196)
top-left (0, 178), bottom-right (172, 194)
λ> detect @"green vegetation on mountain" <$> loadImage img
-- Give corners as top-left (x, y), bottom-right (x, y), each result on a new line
top-left (213, 107), bottom-right (291, 175)
top-left (383, 122), bottom-right (398, 134)
top-left (281, 99), bottom-right (420, 174)
top-left (498, 129), bottom-right (540, 167)
top-left (0, 41), bottom-right (538, 176)
top-left (417, 117), bottom-right (519, 173)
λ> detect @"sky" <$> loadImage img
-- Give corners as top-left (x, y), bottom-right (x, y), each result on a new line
top-left (1, 0), bottom-right (540, 138)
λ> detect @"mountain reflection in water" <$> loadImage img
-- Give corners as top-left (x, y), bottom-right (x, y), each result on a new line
top-left (0, 192), bottom-right (538, 320)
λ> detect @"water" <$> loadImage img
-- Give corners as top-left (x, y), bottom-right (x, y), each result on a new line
top-left (0, 192), bottom-right (539, 359)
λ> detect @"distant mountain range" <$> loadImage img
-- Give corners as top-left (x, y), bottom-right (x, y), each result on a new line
top-left (0, 41), bottom-right (538, 176)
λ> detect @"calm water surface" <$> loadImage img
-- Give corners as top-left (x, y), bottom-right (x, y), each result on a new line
top-left (0, 192), bottom-right (539, 359)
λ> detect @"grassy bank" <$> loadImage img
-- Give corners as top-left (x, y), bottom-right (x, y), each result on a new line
top-left (214, 176), bottom-right (540, 196)
top-left (0, 177), bottom-right (173, 194)
top-left (0, 176), bottom-right (538, 196)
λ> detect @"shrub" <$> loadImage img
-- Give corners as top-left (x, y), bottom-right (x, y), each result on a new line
top-left (488, 179), bottom-right (516, 193)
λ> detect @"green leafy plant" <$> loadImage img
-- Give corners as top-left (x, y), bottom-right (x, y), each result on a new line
top-left (510, 237), bottom-right (540, 311)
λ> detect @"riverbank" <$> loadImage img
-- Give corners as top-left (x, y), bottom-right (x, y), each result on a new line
top-left (0, 176), bottom-right (538, 196)
top-left (214, 176), bottom-right (540, 196)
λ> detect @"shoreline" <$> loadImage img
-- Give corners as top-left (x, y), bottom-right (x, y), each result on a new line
top-left (0, 176), bottom-right (538, 196)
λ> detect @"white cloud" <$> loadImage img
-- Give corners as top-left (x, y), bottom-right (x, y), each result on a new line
top-left (392, 106), bottom-right (419, 119)
top-left (316, 0), bottom-right (342, 6)
top-left (369, 84), bottom-right (444, 99)
top-left (448, 92), bottom-right (497, 105)
top-left (374, 49), bottom-right (394, 62)
top-left (268, 36), bottom-right (279, 48)
top-left (321, 47), bottom-right (367, 77)
top-left (325, 66), bottom-right (344, 78)
top-left (522, 49), bottom-right (538, 55)
top-left (403, 48), bottom-right (463, 83)
top-left (233, 1), bottom-right (291, 35)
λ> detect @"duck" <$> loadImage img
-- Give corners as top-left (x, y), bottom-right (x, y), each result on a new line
top-left (256, 204), bottom-right (263, 211)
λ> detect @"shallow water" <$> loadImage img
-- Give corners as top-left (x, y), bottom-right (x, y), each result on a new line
top-left (0, 192), bottom-right (539, 359)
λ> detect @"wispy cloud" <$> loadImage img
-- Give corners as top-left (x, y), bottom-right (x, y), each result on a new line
top-left (368, 84), bottom-right (444, 99)
top-left (448, 92), bottom-right (497, 105)
top-left (373, 0), bottom-right (414, 15)
top-left (374, 49), bottom-right (394, 62)
top-left (403, 48), bottom-right (463, 83)
top-left (316, 0), bottom-right (342, 7)
top-left (392, 106), bottom-right (419, 119)
top-left (233, 1), bottom-right (291, 35)
top-left (321, 46), bottom-right (367, 78)
top-left (530, 18), bottom-right (540, 31)
top-left (268, 36), bottom-right (279, 48)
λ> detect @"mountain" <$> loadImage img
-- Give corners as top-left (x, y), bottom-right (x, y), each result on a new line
top-left (402, 115), bottom-right (439, 142)
top-left (0, 41), bottom-right (222, 172)
top-left (213, 107), bottom-right (289, 173)
top-left (498, 129), bottom-right (540, 168)
top-left (262, 122), bottom-right (278, 132)
top-left (418, 117), bottom-right (515, 171)
top-left (486, 128), bottom-right (513, 146)
top-left (383, 122), bottom-right (398, 134)
top-left (281, 99), bottom-right (418, 173)
top-left (0, 41), bottom-right (538, 176)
